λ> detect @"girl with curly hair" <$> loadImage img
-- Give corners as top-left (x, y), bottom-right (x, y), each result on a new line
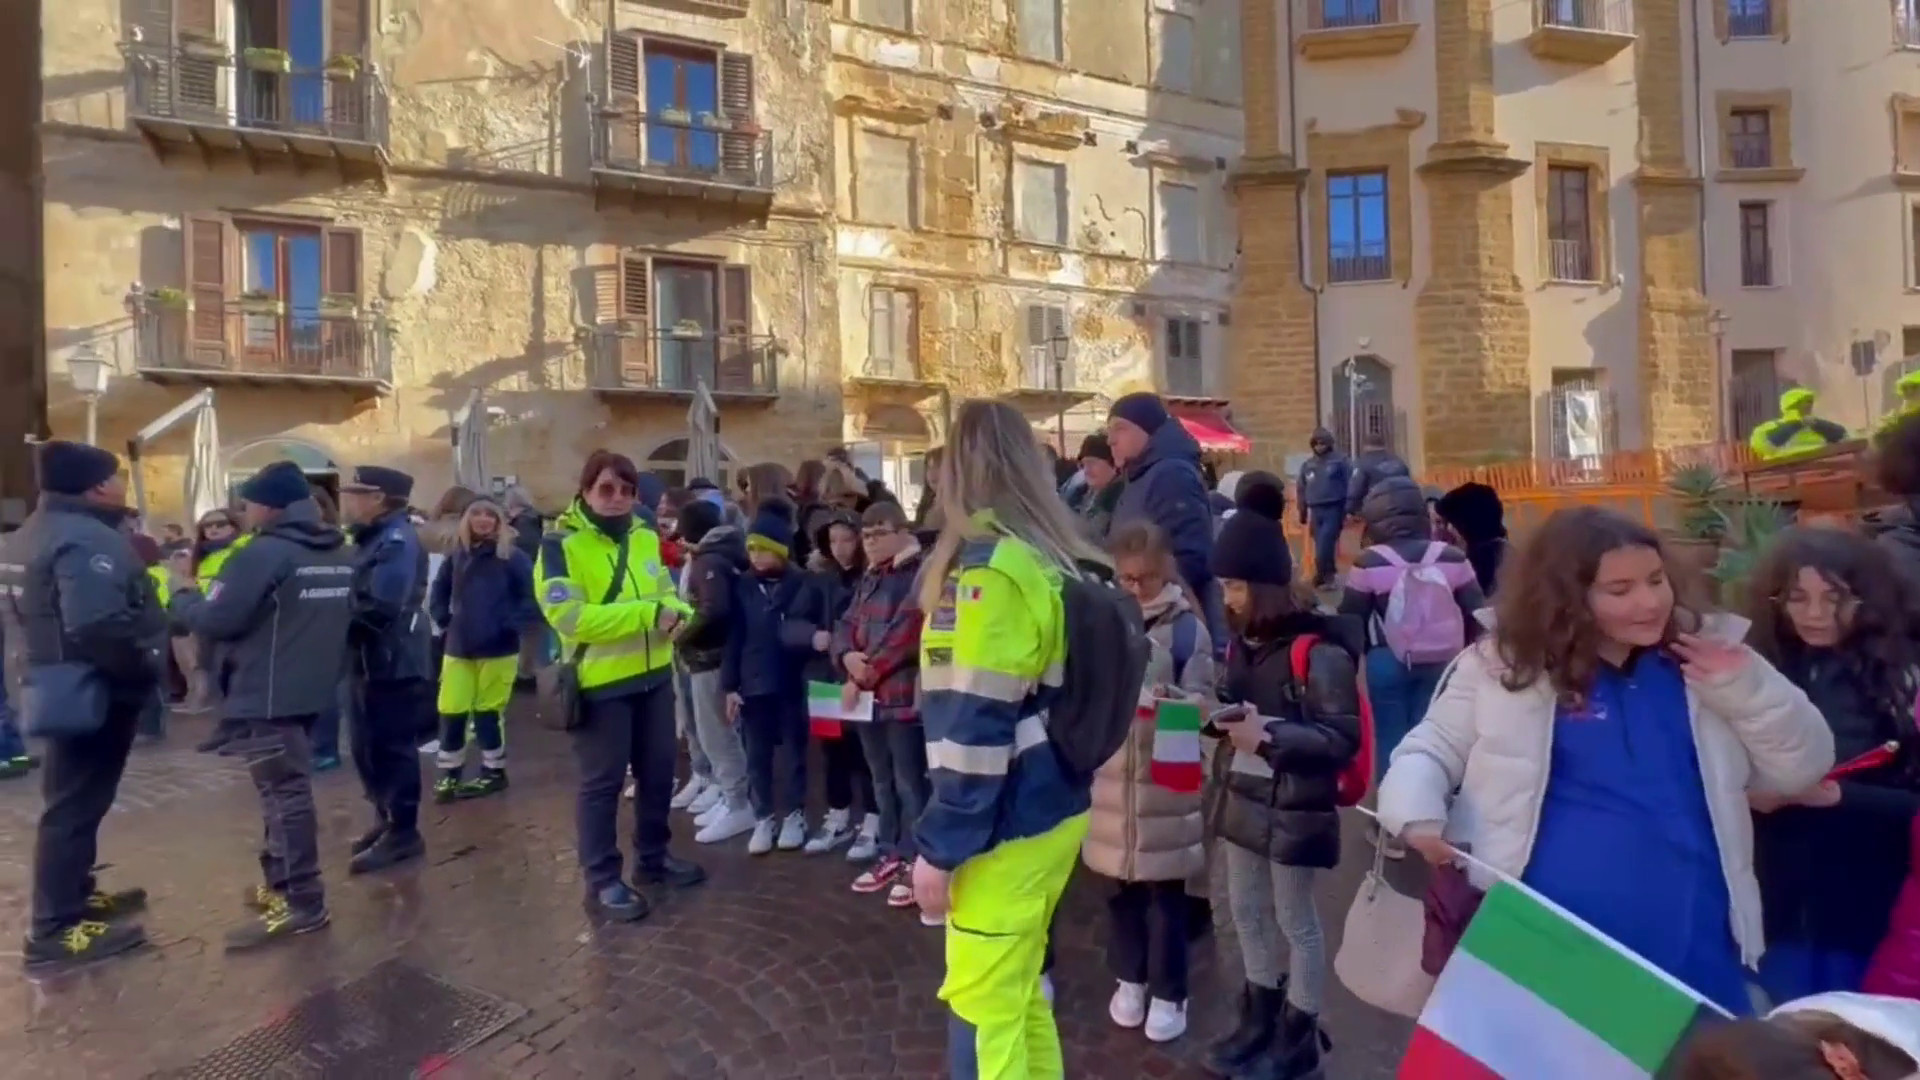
top-left (1377, 506), bottom-right (1834, 1016)
top-left (1743, 527), bottom-right (1920, 1004)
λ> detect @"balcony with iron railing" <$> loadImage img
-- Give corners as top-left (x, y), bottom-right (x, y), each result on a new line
top-left (128, 291), bottom-right (393, 393)
top-left (122, 41), bottom-right (388, 172)
top-left (1901, 8), bottom-right (1920, 48)
top-left (1727, 8), bottom-right (1774, 38)
top-left (586, 323), bottom-right (779, 400)
top-left (1328, 252), bottom-right (1392, 285)
top-left (1728, 133), bottom-right (1773, 170)
top-left (1547, 237), bottom-right (1597, 282)
top-left (1527, 0), bottom-right (1636, 63)
top-left (588, 105), bottom-right (774, 210)
top-left (1003, 348), bottom-right (1095, 419)
top-left (1294, 0), bottom-right (1420, 60)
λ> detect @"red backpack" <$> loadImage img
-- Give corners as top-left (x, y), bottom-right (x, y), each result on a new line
top-left (1288, 635), bottom-right (1375, 807)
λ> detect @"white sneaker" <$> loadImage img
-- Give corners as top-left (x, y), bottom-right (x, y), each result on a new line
top-left (846, 813), bottom-right (880, 862)
top-left (1040, 975), bottom-right (1056, 1005)
top-left (695, 803), bottom-right (758, 844)
top-left (1108, 981), bottom-right (1148, 1029)
top-left (1143, 998), bottom-right (1187, 1043)
top-left (686, 784), bottom-right (724, 817)
top-left (804, 808), bottom-right (853, 854)
top-left (693, 796), bottom-right (728, 827)
top-left (670, 775), bottom-right (709, 809)
top-left (918, 909), bottom-right (945, 927)
top-left (417, 739), bottom-right (440, 755)
top-left (747, 817), bottom-right (777, 855)
top-left (621, 773), bottom-right (635, 800)
top-left (776, 810), bottom-right (807, 851)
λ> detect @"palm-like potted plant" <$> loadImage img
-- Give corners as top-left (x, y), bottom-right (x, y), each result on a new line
top-left (1709, 499), bottom-right (1789, 609)
top-left (243, 47), bottom-right (291, 74)
top-left (1665, 461), bottom-right (1731, 578)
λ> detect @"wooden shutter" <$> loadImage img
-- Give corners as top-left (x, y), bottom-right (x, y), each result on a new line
top-left (127, 0), bottom-right (174, 114)
top-left (178, 0), bottom-right (219, 37)
top-left (719, 53), bottom-right (757, 180)
top-left (615, 254), bottom-right (651, 384)
top-left (605, 32), bottom-right (643, 166)
top-left (183, 215), bottom-right (232, 368)
top-left (717, 264), bottom-right (754, 391)
top-left (328, 0), bottom-right (366, 58)
top-left (867, 289), bottom-right (894, 370)
top-left (891, 290), bottom-right (916, 377)
top-left (173, 0), bottom-right (223, 114)
top-left (320, 227), bottom-right (362, 376)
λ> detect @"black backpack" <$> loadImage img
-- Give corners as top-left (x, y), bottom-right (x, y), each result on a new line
top-left (1047, 560), bottom-right (1152, 778)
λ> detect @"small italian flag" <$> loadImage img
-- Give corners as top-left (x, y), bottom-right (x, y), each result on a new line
top-left (807, 681), bottom-right (845, 740)
top-left (1149, 700), bottom-right (1203, 793)
top-left (1400, 880), bottom-right (1726, 1079)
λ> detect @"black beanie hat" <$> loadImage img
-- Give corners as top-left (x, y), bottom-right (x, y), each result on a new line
top-left (237, 460), bottom-right (312, 510)
top-left (677, 498), bottom-right (723, 545)
top-left (36, 440), bottom-right (120, 496)
top-left (1108, 392), bottom-right (1170, 436)
top-left (1077, 431), bottom-right (1114, 465)
top-left (1212, 471), bottom-right (1294, 586)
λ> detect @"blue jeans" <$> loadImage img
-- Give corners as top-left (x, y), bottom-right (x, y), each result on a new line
top-left (311, 685), bottom-right (344, 762)
top-left (1199, 579), bottom-right (1229, 663)
top-left (1365, 648), bottom-right (1448, 783)
top-left (1308, 507), bottom-right (1344, 585)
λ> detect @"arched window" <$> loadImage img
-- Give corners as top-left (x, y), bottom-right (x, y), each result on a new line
top-left (643, 437), bottom-right (738, 491)
top-left (1331, 355), bottom-right (1398, 452)
top-left (227, 437), bottom-right (338, 475)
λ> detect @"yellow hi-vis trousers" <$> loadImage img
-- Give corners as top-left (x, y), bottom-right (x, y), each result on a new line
top-left (941, 812), bottom-right (1090, 1080)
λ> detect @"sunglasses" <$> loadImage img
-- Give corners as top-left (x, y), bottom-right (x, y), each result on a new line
top-left (592, 480), bottom-right (636, 499)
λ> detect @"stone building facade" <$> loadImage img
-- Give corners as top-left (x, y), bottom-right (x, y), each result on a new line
top-left (1228, 0), bottom-right (1920, 471)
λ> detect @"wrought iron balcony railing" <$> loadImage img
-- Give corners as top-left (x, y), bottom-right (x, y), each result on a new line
top-left (1328, 252), bottom-right (1392, 284)
top-left (587, 324), bottom-right (778, 397)
top-left (131, 295), bottom-right (393, 387)
top-left (123, 43), bottom-right (389, 150)
top-left (1535, 0), bottom-right (1634, 33)
top-left (590, 109), bottom-right (773, 192)
top-left (1729, 135), bottom-right (1773, 169)
top-left (1548, 238), bottom-right (1597, 282)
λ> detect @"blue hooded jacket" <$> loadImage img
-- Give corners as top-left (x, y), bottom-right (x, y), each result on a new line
top-left (1110, 420), bottom-right (1214, 591)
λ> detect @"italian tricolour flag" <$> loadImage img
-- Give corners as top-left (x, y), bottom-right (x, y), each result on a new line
top-left (1400, 880), bottom-right (1727, 1079)
top-left (1148, 699), bottom-right (1202, 793)
top-left (807, 682), bottom-right (846, 739)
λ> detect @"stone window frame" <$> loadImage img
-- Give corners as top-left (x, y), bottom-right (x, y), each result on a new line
top-left (1152, 168), bottom-right (1207, 265)
top-left (1713, 0), bottom-right (1788, 41)
top-left (1153, 8), bottom-right (1197, 95)
top-left (1737, 198), bottom-right (1783, 288)
top-left (1893, 94), bottom-right (1920, 187)
top-left (1010, 152), bottom-right (1071, 248)
top-left (1014, 0), bottom-right (1066, 65)
top-left (848, 125), bottom-right (921, 230)
top-left (845, 0), bottom-right (913, 34)
top-left (1304, 113), bottom-right (1417, 288)
top-left (1714, 90), bottom-right (1804, 181)
top-left (1535, 143), bottom-right (1612, 286)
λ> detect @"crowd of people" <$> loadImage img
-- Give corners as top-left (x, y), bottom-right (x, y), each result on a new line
top-left (3, 392), bottom-right (1920, 1079)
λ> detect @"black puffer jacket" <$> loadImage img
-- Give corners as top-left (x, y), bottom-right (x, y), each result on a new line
top-left (787, 512), bottom-right (863, 684)
top-left (676, 524), bottom-right (748, 673)
top-left (1867, 499), bottom-right (1920, 600)
top-left (1214, 612), bottom-right (1365, 868)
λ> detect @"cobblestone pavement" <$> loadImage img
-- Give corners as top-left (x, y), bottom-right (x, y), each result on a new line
top-left (0, 703), bottom-right (1414, 1079)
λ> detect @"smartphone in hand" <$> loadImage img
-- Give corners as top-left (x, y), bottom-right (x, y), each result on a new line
top-left (1202, 703), bottom-right (1250, 738)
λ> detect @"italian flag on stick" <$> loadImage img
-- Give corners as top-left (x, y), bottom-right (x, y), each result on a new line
top-left (1400, 880), bottom-right (1726, 1079)
top-left (807, 681), bottom-right (845, 739)
top-left (1149, 699), bottom-right (1203, 793)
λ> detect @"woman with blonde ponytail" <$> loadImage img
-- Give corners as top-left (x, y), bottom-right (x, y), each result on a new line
top-left (910, 399), bottom-right (1105, 1080)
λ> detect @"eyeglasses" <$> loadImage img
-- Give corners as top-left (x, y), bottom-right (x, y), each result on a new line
top-left (592, 480), bottom-right (636, 499)
top-left (1117, 573), bottom-right (1164, 591)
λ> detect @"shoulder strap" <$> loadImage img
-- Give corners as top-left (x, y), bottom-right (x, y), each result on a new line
top-left (1170, 611), bottom-right (1199, 685)
top-left (1288, 633), bottom-right (1318, 684)
top-left (547, 533), bottom-right (632, 666)
top-left (1418, 541), bottom-right (1446, 567)
top-left (1373, 544), bottom-right (1408, 569)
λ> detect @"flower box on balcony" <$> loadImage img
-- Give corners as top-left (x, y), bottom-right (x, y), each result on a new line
top-left (243, 48), bottom-right (291, 74)
top-left (239, 292), bottom-right (284, 315)
top-left (146, 288), bottom-right (192, 311)
top-left (179, 35), bottom-right (227, 61)
top-left (695, 111), bottom-right (728, 131)
top-left (669, 320), bottom-right (705, 340)
top-left (319, 294), bottom-right (359, 316)
top-left (656, 107), bottom-right (692, 127)
top-left (324, 55), bottom-right (361, 81)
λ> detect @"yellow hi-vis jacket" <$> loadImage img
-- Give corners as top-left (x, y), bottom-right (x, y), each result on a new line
top-left (1876, 370), bottom-right (1920, 437)
top-left (534, 501), bottom-right (690, 695)
top-left (195, 533), bottom-right (254, 593)
top-left (1749, 388), bottom-right (1848, 462)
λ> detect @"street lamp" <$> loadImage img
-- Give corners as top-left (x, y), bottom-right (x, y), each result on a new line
top-left (1707, 309), bottom-right (1731, 443)
top-left (1048, 333), bottom-right (1071, 453)
top-left (67, 345), bottom-right (110, 447)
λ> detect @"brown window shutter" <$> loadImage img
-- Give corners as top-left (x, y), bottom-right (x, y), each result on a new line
top-left (322, 228), bottom-right (361, 297)
top-left (177, 0), bottom-right (219, 36)
top-left (605, 33), bottom-right (644, 165)
top-left (616, 254), bottom-right (652, 383)
top-left (719, 53), bottom-right (757, 179)
top-left (183, 214), bottom-right (231, 366)
top-left (329, 0), bottom-right (366, 58)
top-left (319, 227), bottom-right (363, 377)
top-left (719, 264), bottom-right (754, 391)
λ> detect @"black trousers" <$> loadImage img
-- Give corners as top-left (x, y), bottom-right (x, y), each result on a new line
top-left (572, 679), bottom-right (676, 890)
top-left (232, 715), bottom-right (323, 910)
top-left (821, 730), bottom-right (873, 814)
top-left (1107, 879), bottom-right (1192, 1002)
top-left (32, 692), bottom-right (143, 938)
top-left (351, 678), bottom-right (424, 836)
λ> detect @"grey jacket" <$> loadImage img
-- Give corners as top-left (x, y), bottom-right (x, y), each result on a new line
top-left (0, 494), bottom-right (165, 693)
top-left (170, 500), bottom-right (354, 720)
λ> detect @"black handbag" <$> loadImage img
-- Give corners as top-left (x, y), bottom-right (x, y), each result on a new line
top-left (535, 539), bottom-right (631, 732)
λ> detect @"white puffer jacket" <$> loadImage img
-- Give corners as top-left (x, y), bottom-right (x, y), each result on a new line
top-left (1377, 631), bottom-right (1834, 967)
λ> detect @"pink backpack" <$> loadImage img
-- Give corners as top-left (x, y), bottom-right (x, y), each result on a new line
top-left (1373, 542), bottom-right (1467, 665)
top-left (1865, 812), bottom-right (1920, 1000)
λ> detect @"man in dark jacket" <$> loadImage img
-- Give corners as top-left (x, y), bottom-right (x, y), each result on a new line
top-left (1869, 412), bottom-right (1920, 599)
top-left (169, 461), bottom-right (353, 950)
top-left (0, 442), bottom-right (162, 970)
top-left (673, 499), bottom-right (754, 843)
top-left (1344, 431), bottom-right (1411, 516)
top-left (339, 465), bottom-right (431, 875)
top-left (1296, 428), bottom-right (1350, 588)
top-left (1107, 392), bottom-right (1219, 653)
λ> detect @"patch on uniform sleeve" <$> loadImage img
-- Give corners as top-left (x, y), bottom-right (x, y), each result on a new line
top-left (643, 559), bottom-right (662, 581)
top-left (89, 554), bottom-right (115, 575)
top-left (962, 585), bottom-right (983, 601)
top-left (929, 579), bottom-right (958, 630)
top-left (924, 646), bottom-right (953, 666)
top-left (208, 582), bottom-right (224, 602)
top-left (544, 580), bottom-right (571, 606)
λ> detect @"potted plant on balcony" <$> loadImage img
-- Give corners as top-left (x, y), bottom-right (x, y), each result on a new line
top-left (695, 110), bottom-right (727, 130)
top-left (243, 47), bottom-right (291, 74)
top-left (238, 289), bottom-right (284, 316)
top-left (324, 54), bottom-right (361, 81)
top-left (656, 106), bottom-right (692, 128)
top-left (669, 319), bottom-right (705, 340)
top-left (145, 287), bottom-right (192, 311)
top-left (319, 293), bottom-right (358, 317)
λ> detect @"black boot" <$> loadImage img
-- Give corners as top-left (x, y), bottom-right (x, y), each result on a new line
top-left (350, 822), bottom-right (388, 857)
top-left (1237, 1002), bottom-right (1331, 1080)
top-left (1202, 980), bottom-right (1283, 1077)
top-left (348, 830), bottom-right (424, 875)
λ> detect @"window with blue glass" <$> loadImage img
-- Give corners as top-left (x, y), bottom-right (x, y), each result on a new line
top-left (1326, 170), bottom-right (1390, 283)
top-left (236, 0), bottom-right (327, 128)
top-left (1727, 0), bottom-right (1773, 38)
top-left (645, 43), bottom-right (721, 172)
top-left (1320, 0), bottom-right (1384, 29)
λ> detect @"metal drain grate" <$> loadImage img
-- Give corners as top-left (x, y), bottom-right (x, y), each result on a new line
top-left (151, 959), bottom-right (524, 1079)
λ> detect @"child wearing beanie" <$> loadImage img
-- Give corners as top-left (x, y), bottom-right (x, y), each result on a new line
top-left (1202, 471), bottom-right (1364, 1080)
top-left (722, 498), bottom-right (815, 855)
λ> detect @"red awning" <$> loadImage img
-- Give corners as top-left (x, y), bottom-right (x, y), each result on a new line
top-left (1172, 407), bottom-right (1251, 454)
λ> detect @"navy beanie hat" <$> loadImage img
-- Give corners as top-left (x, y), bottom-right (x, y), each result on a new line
top-left (1108, 392), bottom-right (1170, 436)
top-left (1211, 471), bottom-right (1294, 587)
top-left (237, 460), bottom-right (312, 510)
top-left (677, 498), bottom-right (723, 546)
top-left (36, 440), bottom-right (120, 496)
top-left (747, 498), bottom-right (796, 559)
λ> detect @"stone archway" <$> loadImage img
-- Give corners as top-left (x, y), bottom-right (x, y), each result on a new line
top-left (227, 437), bottom-right (339, 476)
top-left (1331, 354), bottom-right (1399, 452)
top-left (643, 437), bottom-right (739, 491)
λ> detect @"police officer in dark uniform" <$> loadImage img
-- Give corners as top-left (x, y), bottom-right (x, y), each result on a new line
top-left (338, 465), bottom-right (431, 874)
top-left (168, 461), bottom-right (354, 949)
top-left (0, 442), bottom-right (162, 971)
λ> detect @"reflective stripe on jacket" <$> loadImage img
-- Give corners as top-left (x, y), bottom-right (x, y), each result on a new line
top-left (195, 533), bottom-right (253, 593)
top-left (914, 522), bottom-right (1089, 872)
top-left (534, 500), bottom-right (690, 697)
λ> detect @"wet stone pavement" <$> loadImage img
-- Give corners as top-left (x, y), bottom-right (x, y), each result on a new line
top-left (0, 701), bottom-right (1414, 1079)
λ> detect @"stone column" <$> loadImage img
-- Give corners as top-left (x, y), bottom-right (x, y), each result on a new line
top-left (1634, 0), bottom-right (1715, 447)
top-left (1414, 0), bottom-right (1531, 465)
